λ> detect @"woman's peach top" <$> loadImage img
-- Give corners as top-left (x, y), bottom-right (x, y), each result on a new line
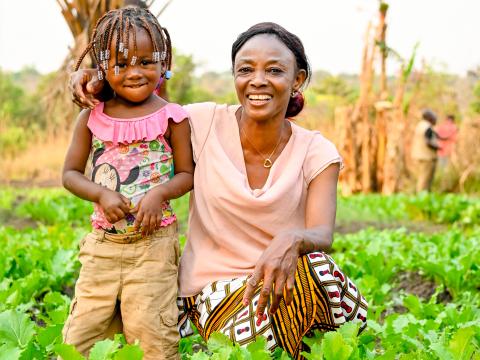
top-left (179, 103), bottom-right (342, 296)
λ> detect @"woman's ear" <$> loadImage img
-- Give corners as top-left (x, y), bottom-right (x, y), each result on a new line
top-left (293, 69), bottom-right (307, 92)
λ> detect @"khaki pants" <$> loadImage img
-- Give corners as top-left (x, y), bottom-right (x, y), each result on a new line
top-left (63, 224), bottom-right (180, 360)
top-left (414, 159), bottom-right (437, 192)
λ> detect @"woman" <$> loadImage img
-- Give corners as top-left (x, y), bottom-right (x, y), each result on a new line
top-left (70, 22), bottom-right (367, 359)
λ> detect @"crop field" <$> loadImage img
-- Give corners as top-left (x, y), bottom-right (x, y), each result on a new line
top-left (0, 188), bottom-right (479, 359)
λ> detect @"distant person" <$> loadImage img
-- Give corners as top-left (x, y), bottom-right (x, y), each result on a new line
top-left (62, 7), bottom-right (193, 359)
top-left (411, 109), bottom-right (440, 192)
top-left (436, 114), bottom-right (458, 168)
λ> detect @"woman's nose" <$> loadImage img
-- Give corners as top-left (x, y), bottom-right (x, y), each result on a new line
top-left (250, 70), bottom-right (267, 86)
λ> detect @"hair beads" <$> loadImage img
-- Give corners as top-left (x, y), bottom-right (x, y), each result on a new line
top-left (75, 7), bottom-right (173, 80)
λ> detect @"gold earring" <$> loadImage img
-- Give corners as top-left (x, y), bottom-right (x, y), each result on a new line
top-left (291, 90), bottom-right (298, 98)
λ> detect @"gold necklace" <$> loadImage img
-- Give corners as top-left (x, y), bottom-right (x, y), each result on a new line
top-left (240, 125), bottom-right (283, 168)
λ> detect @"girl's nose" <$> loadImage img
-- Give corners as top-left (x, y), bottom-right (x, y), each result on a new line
top-left (126, 66), bottom-right (142, 78)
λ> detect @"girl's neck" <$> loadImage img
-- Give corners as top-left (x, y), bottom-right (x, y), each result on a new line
top-left (103, 93), bottom-right (168, 119)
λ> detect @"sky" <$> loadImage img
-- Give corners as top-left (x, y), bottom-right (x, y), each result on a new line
top-left (1, 0), bottom-right (479, 76)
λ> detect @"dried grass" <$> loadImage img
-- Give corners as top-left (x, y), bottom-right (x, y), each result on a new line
top-left (0, 136), bottom-right (69, 186)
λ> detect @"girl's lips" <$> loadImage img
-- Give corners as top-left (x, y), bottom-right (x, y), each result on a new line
top-left (125, 83), bottom-right (146, 88)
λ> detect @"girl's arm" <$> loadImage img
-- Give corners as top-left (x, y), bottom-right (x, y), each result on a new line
top-left (242, 163), bottom-right (340, 317)
top-left (133, 117), bottom-right (194, 235)
top-left (63, 110), bottom-right (131, 223)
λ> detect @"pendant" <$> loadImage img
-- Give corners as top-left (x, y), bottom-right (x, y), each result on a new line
top-left (263, 158), bottom-right (273, 168)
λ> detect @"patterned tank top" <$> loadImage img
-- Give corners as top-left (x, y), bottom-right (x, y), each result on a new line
top-left (86, 102), bottom-right (189, 233)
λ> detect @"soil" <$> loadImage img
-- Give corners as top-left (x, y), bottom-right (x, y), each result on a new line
top-left (0, 208), bottom-right (37, 229)
top-left (335, 220), bottom-right (447, 235)
top-left (394, 271), bottom-right (452, 303)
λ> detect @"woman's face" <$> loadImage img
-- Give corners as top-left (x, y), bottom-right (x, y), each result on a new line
top-left (233, 34), bottom-right (306, 122)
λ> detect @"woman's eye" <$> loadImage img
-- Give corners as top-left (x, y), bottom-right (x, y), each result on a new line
top-left (237, 67), bottom-right (252, 74)
top-left (267, 68), bottom-right (283, 74)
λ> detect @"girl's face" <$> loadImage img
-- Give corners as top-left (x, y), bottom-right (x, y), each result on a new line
top-left (233, 34), bottom-right (306, 122)
top-left (104, 27), bottom-right (165, 104)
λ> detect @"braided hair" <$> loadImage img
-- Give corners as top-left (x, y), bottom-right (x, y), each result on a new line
top-left (75, 7), bottom-right (172, 79)
top-left (231, 22), bottom-right (311, 117)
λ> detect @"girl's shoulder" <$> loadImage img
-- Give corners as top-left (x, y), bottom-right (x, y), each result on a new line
top-left (87, 102), bottom-right (188, 145)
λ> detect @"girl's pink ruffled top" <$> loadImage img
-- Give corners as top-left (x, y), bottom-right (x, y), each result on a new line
top-left (86, 102), bottom-right (188, 234)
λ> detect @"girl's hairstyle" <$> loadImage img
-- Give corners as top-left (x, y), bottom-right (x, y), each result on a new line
top-left (231, 22), bottom-right (311, 118)
top-left (75, 7), bottom-right (172, 78)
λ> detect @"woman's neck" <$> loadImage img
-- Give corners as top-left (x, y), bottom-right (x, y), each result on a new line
top-left (237, 107), bottom-right (290, 154)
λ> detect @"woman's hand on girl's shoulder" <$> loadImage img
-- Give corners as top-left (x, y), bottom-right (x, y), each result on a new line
top-left (69, 69), bottom-right (103, 109)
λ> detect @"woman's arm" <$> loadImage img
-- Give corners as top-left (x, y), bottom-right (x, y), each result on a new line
top-left (69, 69), bottom-right (108, 109)
top-left (63, 110), bottom-right (131, 223)
top-left (242, 163), bottom-right (340, 317)
top-left (133, 118), bottom-right (194, 235)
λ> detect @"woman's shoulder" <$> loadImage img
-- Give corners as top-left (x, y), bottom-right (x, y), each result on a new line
top-left (290, 122), bottom-right (337, 150)
top-left (183, 102), bottom-right (240, 130)
top-left (182, 102), bottom-right (239, 117)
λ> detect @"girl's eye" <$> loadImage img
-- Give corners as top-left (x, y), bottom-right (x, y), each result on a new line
top-left (141, 60), bottom-right (153, 66)
top-left (117, 63), bottom-right (127, 68)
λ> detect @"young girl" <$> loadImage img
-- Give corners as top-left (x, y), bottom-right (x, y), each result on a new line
top-left (62, 7), bottom-right (193, 360)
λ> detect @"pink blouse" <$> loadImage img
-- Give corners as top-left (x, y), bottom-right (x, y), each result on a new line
top-left (178, 103), bottom-right (342, 296)
top-left (86, 102), bottom-right (188, 233)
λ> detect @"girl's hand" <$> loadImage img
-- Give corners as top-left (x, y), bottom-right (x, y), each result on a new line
top-left (132, 187), bottom-right (166, 236)
top-left (242, 231), bottom-right (301, 318)
top-left (69, 69), bottom-right (104, 109)
top-left (98, 189), bottom-right (131, 224)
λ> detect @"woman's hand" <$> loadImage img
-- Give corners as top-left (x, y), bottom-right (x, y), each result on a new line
top-left (69, 69), bottom-right (104, 109)
top-left (242, 163), bottom-right (341, 319)
top-left (132, 186), bottom-right (166, 236)
top-left (242, 230), bottom-right (302, 318)
top-left (98, 189), bottom-right (131, 224)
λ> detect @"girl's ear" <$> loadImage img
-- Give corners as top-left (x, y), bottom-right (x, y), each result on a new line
top-left (160, 61), bottom-right (167, 75)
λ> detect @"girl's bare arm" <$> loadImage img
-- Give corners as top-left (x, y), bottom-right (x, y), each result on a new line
top-left (62, 110), bottom-right (131, 222)
top-left (133, 117), bottom-right (194, 234)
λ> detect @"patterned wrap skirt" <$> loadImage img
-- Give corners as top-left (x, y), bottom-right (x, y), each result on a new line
top-left (178, 252), bottom-right (368, 359)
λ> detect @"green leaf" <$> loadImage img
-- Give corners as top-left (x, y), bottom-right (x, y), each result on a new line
top-left (54, 343), bottom-right (85, 360)
top-left (337, 322), bottom-right (360, 341)
top-left (207, 332), bottom-right (233, 352)
top-left (0, 310), bottom-right (35, 349)
top-left (113, 344), bottom-right (143, 360)
top-left (189, 352), bottom-right (210, 360)
top-left (301, 343), bottom-right (323, 360)
top-left (448, 327), bottom-right (475, 360)
top-left (246, 336), bottom-right (270, 359)
top-left (0, 344), bottom-right (22, 360)
top-left (302, 329), bottom-right (324, 348)
top-left (37, 324), bottom-right (63, 347)
top-left (89, 338), bottom-right (118, 360)
top-left (321, 331), bottom-right (353, 360)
